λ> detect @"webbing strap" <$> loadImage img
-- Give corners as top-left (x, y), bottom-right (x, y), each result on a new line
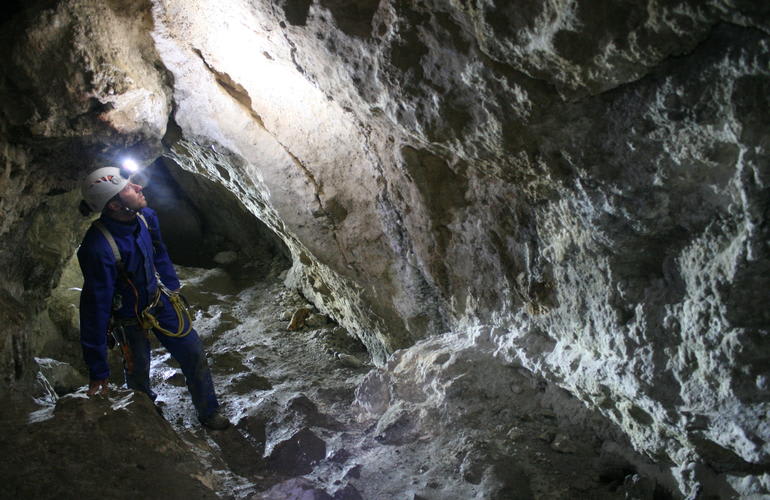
top-left (93, 220), bottom-right (121, 264)
top-left (136, 213), bottom-right (148, 230)
top-left (92, 213), bottom-right (150, 266)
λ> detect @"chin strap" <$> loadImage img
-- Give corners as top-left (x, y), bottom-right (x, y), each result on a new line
top-left (116, 198), bottom-right (141, 215)
top-left (106, 198), bottom-right (139, 216)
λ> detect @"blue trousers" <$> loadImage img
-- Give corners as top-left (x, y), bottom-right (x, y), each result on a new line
top-left (119, 293), bottom-right (219, 419)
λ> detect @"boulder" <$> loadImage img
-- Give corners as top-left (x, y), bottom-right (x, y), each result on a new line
top-left (268, 427), bottom-right (327, 475)
top-left (35, 357), bottom-right (87, 396)
top-left (0, 388), bottom-right (216, 499)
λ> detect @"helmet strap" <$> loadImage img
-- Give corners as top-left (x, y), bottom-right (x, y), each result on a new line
top-left (120, 202), bottom-right (139, 214)
top-left (105, 196), bottom-right (139, 221)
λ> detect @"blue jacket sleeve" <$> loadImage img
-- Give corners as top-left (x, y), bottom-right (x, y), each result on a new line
top-left (77, 239), bottom-right (116, 381)
top-left (143, 208), bottom-right (180, 291)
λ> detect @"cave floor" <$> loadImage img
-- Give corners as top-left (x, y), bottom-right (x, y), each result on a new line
top-left (152, 259), bottom-right (374, 498)
top-left (1, 258), bottom-right (661, 499)
top-left (141, 260), bottom-right (654, 499)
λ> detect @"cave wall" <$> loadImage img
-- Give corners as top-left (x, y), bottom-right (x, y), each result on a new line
top-left (0, 0), bottom-right (171, 394)
top-left (0, 0), bottom-right (768, 496)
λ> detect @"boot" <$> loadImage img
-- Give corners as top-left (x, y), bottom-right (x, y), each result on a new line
top-left (200, 409), bottom-right (230, 430)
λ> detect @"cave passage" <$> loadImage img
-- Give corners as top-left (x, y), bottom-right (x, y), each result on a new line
top-left (0, 0), bottom-right (768, 499)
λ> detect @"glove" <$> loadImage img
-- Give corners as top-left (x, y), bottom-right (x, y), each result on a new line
top-left (87, 379), bottom-right (109, 396)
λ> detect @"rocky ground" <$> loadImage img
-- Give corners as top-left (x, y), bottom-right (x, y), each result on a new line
top-left (2, 257), bottom-right (672, 500)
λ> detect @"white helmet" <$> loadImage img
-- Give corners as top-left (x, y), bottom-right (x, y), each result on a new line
top-left (81, 167), bottom-right (128, 212)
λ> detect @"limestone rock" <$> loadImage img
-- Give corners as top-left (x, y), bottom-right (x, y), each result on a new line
top-left (231, 372), bottom-right (273, 394)
top-left (331, 484), bottom-right (363, 500)
top-left (0, 389), bottom-right (216, 499)
top-left (254, 478), bottom-right (332, 500)
top-left (354, 370), bottom-right (393, 417)
top-left (305, 313), bottom-right (329, 328)
top-left (164, 370), bottom-right (186, 387)
top-left (34, 357), bottom-right (86, 396)
top-left (334, 352), bottom-right (363, 369)
top-left (211, 350), bottom-right (248, 374)
top-left (351, 331), bottom-right (667, 498)
top-left (213, 250), bottom-right (238, 266)
top-left (286, 394), bottom-right (341, 430)
top-left (0, 1), bottom-right (768, 497)
top-left (207, 426), bottom-right (265, 479)
top-left (287, 307), bottom-right (313, 331)
top-left (268, 427), bottom-right (327, 475)
top-left (551, 433), bottom-right (578, 454)
top-left (621, 474), bottom-right (659, 500)
top-left (373, 406), bottom-right (418, 446)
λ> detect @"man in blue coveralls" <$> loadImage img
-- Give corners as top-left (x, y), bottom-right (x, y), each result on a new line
top-left (78, 166), bottom-right (230, 430)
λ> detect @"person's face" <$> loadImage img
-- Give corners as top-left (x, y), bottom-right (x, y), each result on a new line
top-left (117, 182), bottom-right (147, 210)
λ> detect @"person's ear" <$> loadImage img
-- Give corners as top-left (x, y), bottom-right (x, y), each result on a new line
top-left (105, 198), bottom-right (122, 212)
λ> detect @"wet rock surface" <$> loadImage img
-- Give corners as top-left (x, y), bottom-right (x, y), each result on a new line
top-left (34, 357), bottom-right (87, 396)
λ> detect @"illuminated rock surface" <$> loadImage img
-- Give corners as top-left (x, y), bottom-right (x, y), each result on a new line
top-left (0, 0), bottom-right (768, 498)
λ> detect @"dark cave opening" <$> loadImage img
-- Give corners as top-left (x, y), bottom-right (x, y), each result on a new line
top-left (140, 157), bottom-right (290, 270)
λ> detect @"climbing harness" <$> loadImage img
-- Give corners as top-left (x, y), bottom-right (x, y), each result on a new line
top-left (92, 213), bottom-right (194, 340)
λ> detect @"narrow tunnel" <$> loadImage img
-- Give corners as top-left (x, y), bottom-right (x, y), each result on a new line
top-left (0, 1), bottom-right (768, 499)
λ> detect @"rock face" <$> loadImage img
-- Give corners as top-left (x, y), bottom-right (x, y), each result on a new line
top-left (351, 330), bottom-right (671, 499)
top-left (0, 389), bottom-right (218, 499)
top-left (0, 0), bottom-right (768, 497)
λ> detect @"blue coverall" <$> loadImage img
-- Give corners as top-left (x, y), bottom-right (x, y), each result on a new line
top-left (78, 207), bottom-right (219, 419)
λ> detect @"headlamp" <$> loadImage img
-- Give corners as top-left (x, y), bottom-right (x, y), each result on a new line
top-left (119, 157), bottom-right (149, 186)
top-left (122, 158), bottom-right (139, 173)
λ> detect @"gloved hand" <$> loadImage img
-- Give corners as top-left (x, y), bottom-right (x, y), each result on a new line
top-left (87, 379), bottom-right (109, 396)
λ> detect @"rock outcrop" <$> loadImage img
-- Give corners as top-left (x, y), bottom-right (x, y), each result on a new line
top-left (0, 389), bottom-right (217, 499)
top-left (0, 0), bottom-right (767, 497)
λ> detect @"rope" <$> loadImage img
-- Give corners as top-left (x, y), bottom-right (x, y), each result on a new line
top-left (140, 287), bottom-right (194, 338)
